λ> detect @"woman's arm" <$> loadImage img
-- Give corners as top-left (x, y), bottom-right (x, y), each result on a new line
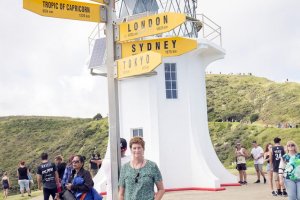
top-left (70, 170), bottom-right (93, 193)
top-left (118, 186), bottom-right (125, 200)
top-left (155, 181), bottom-right (165, 200)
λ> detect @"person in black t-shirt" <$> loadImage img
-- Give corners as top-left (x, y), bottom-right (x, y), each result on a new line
top-left (17, 161), bottom-right (30, 197)
top-left (55, 155), bottom-right (66, 181)
top-left (90, 153), bottom-right (101, 177)
top-left (270, 137), bottom-right (287, 196)
top-left (37, 152), bottom-right (59, 200)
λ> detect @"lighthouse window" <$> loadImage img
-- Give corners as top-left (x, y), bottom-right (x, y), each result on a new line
top-left (132, 128), bottom-right (143, 137)
top-left (164, 63), bottom-right (177, 99)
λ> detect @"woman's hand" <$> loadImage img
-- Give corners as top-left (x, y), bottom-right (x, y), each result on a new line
top-left (66, 183), bottom-right (72, 191)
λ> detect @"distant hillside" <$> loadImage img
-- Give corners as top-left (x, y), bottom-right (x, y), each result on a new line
top-left (206, 74), bottom-right (300, 125)
top-left (0, 116), bottom-right (108, 193)
top-left (1, 74), bottom-right (300, 193)
top-left (209, 122), bottom-right (300, 166)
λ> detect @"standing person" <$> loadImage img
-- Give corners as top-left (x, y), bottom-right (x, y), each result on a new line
top-left (90, 153), bottom-right (101, 177)
top-left (251, 141), bottom-right (267, 183)
top-left (264, 143), bottom-right (276, 195)
top-left (28, 168), bottom-right (34, 196)
top-left (17, 161), bottom-right (31, 197)
top-left (37, 152), bottom-right (59, 200)
top-left (270, 137), bottom-right (287, 196)
top-left (61, 155), bottom-right (74, 188)
top-left (55, 155), bottom-right (66, 181)
top-left (119, 136), bottom-right (165, 200)
top-left (98, 138), bottom-right (131, 199)
top-left (55, 155), bottom-right (66, 191)
top-left (2, 172), bottom-right (10, 199)
top-left (279, 141), bottom-right (300, 199)
top-left (235, 142), bottom-right (248, 184)
top-left (65, 155), bottom-right (102, 200)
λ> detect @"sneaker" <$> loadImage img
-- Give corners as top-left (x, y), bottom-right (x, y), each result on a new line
top-left (243, 181), bottom-right (247, 185)
top-left (282, 191), bottom-right (288, 197)
top-left (272, 191), bottom-right (277, 196)
top-left (264, 178), bottom-right (266, 184)
top-left (254, 180), bottom-right (260, 183)
top-left (238, 181), bottom-right (243, 184)
top-left (277, 191), bottom-right (283, 196)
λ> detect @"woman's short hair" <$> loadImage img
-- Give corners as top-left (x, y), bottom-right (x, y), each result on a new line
top-left (286, 141), bottom-right (298, 153)
top-left (129, 136), bottom-right (145, 149)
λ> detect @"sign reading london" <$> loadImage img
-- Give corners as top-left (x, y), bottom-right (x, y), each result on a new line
top-left (117, 51), bottom-right (162, 79)
top-left (23, 0), bottom-right (107, 23)
top-left (118, 12), bottom-right (186, 42)
top-left (120, 37), bottom-right (197, 58)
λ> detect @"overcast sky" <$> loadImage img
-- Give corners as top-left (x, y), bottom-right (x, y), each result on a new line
top-left (0, 0), bottom-right (299, 118)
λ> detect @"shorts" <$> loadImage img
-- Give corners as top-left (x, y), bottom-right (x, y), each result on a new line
top-left (3, 184), bottom-right (9, 190)
top-left (90, 169), bottom-right (99, 177)
top-left (236, 163), bottom-right (247, 171)
top-left (266, 163), bottom-right (271, 172)
top-left (18, 179), bottom-right (29, 191)
top-left (254, 164), bottom-right (263, 171)
top-left (273, 172), bottom-right (279, 181)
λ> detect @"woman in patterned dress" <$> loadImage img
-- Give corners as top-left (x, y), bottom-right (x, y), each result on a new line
top-left (279, 141), bottom-right (300, 200)
top-left (118, 136), bottom-right (165, 200)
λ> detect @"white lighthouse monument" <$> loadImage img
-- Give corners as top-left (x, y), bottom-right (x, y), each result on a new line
top-left (91, 0), bottom-right (237, 194)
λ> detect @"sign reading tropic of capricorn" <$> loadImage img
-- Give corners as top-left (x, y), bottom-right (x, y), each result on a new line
top-left (118, 12), bottom-right (186, 42)
top-left (117, 51), bottom-right (162, 79)
top-left (23, 0), bottom-right (107, 23)
top-left (120, 37), bottom-right (197, 58)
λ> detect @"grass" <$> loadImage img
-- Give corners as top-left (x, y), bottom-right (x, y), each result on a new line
top-left (0, 190), bottom-right (42, 200)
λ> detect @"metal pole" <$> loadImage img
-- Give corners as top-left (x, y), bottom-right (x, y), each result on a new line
top-left (106, 1), bottom-right (121, 200)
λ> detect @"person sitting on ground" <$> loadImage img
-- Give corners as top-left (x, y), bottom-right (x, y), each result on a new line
top-left (17, 161), bottom-right (31, 197)
top-left (2, 172), bottom-right (10, 199)
top-left (118, 136), bottom-right (165, 200)
top-left (235, 142), bottom-right (248, 184)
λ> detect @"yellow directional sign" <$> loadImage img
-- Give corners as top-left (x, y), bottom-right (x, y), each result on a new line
top-left (118, 12), bottom-right (186, 42)
top-left (117, 51), bottom-right (162, 79)
top-left (91, 0), bottom-right (109, 5)
top-left (120, 37), bottom-right (197, 58)
top-left (23, 0), bottom-right (106, 23)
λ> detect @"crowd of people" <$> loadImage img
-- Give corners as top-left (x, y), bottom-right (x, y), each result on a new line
top-left (1, 136), bottom-right (165, 200)
top-left (235, 137), bottom-right (300, 200)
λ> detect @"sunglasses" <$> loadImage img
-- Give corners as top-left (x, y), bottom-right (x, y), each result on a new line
top-left (135, 173), bottom-right (140, 183)
top-left (288, 144), bottom-right (295, 147)
top-left (72, 160), bottom-right (80, 164)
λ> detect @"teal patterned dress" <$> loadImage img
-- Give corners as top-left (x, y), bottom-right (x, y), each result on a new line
top-left (119, 160), bottom-right (163, 200)
top-left (282, 153), bottom-right (300, 181)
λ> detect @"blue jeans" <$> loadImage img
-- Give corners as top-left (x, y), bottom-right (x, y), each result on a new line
top-left (285, 179), bottom-right (300, 200)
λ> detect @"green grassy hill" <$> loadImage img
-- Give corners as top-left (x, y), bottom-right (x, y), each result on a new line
top-left (0, 116), bottom-right (108, 193)
top-left (206, 74), bottom-right (300, 125)
top-left (1, 74), bottom-right (300, 194)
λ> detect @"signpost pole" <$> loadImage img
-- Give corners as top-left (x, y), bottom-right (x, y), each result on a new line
top-left (106, 1), bottom-right (121, 200)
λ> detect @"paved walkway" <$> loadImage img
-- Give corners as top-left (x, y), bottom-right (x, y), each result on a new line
top-left (31, 175), bottom-right (287, 200)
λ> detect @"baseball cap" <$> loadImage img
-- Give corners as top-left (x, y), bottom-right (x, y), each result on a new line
top-left (120, 138), bottom-right (127, 150)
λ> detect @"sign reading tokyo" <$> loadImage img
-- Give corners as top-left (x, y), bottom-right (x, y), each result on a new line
top-left (23, 0), bottom-right (107, 23)
top-left (120, 37), bottom-right (197, 58)
top-left (118, 12), bottom-right (186, 42)
top-left (117, 51), bottom-right (162, 79)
